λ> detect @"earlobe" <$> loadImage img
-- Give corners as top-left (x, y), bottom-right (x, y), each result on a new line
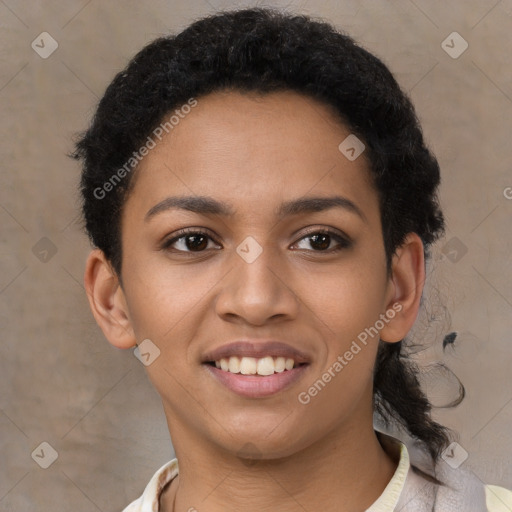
top-left (84, 249), bottom-right (137, 349)
top-left (379, 233), bottom-right (425, 343)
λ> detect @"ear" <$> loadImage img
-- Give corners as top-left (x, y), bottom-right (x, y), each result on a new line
top-left (84, 249), bottom-right (136, 349)
top-left (379, 233), bottom-right (425, 343)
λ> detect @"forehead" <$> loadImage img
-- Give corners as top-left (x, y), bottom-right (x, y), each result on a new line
top-left (125, 90), bottom-right (378, 221)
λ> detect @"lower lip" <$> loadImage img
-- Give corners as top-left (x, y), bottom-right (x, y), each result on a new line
top-left (205, 364), bottom-right (309, 398)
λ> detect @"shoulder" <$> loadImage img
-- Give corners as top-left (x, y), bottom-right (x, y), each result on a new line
top-left (392, 437), bottom-right (512, 512)
top-left (428, 456), bottom-right (512, 512)
top-left (122, 497), bottom-right (143, 512)
top-left (121, 459), bottom-right (179, 512)
top-left (485, 484), bottom-right (512, 512)
top-left (396, 462), bottom-right (486, 511)
top-left (405, 459), bottom-right (512, 512)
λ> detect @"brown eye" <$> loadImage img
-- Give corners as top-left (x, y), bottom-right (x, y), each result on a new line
top-left (293, 229), bottom-right (351, 252)
top-left (308, 233), bottom-right (331, 251)
top-left (182, 234), bottom-right (209, 251)
top-left (162, 229), bottom-right (221, 253)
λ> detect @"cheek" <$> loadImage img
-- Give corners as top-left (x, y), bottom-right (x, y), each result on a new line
top-left (121, 252), bottom-right (212, 339)
top-left (296, 264), bottom-right (385, 421)
top-left (303, 257), bottom-right (388, 344)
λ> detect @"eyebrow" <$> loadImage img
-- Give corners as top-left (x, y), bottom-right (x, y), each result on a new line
top-left (145, 194), bottom-right (367, 223)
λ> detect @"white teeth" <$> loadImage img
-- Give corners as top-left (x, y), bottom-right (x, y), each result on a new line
top-left (257, 356), bottom-right (275, 376)
top-left (228, 356), bottom-right (241, 373)
top-left (274, 357), bottom-right (286, 373)
top-left (240, 357), bottom-right (257, 375)
top-left (214, 355), bottom-right (299, 375)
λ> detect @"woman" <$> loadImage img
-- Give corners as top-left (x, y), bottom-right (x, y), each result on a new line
top-left (72, 7), bottom-right (512, 511)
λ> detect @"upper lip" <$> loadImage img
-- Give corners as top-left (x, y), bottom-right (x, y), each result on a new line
top-left (202, 341), bottom-right (311, 364)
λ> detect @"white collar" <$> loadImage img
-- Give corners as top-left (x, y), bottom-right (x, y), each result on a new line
top-left (126, 434), bottom-right (410, 512)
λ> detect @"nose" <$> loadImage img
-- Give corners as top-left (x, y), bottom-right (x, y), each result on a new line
top-left (214, 243), bottom-right (300, 326)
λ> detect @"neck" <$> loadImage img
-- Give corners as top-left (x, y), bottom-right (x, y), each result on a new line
top-left (160, 419), bottom-right (399, 512)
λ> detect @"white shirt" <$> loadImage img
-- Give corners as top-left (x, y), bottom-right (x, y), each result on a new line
top-left (122, 435), bottom-right (512, 511)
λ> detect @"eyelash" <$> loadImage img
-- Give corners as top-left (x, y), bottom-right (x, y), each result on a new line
top-left (160, 227), bottom-right (352, 255)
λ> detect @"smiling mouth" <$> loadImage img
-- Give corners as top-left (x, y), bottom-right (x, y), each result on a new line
top-left (205, 356), bottom-right (307, 376)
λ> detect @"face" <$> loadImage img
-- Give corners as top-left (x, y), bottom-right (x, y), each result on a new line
top-left (116, 90), bottom-right (399, 460)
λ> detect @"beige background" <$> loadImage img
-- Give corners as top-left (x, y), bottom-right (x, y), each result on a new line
top-left (1, 0), bottom-right (511, 510)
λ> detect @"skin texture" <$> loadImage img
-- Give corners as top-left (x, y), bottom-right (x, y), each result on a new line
top-left (84, 90), bottom-right (425, 511)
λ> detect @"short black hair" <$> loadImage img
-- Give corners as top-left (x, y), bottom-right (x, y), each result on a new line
top-left (72, 7), bottom-right (458, 464)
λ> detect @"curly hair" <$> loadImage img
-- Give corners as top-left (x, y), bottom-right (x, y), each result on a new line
top-left (72, 7), bottom-right (461, 464)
